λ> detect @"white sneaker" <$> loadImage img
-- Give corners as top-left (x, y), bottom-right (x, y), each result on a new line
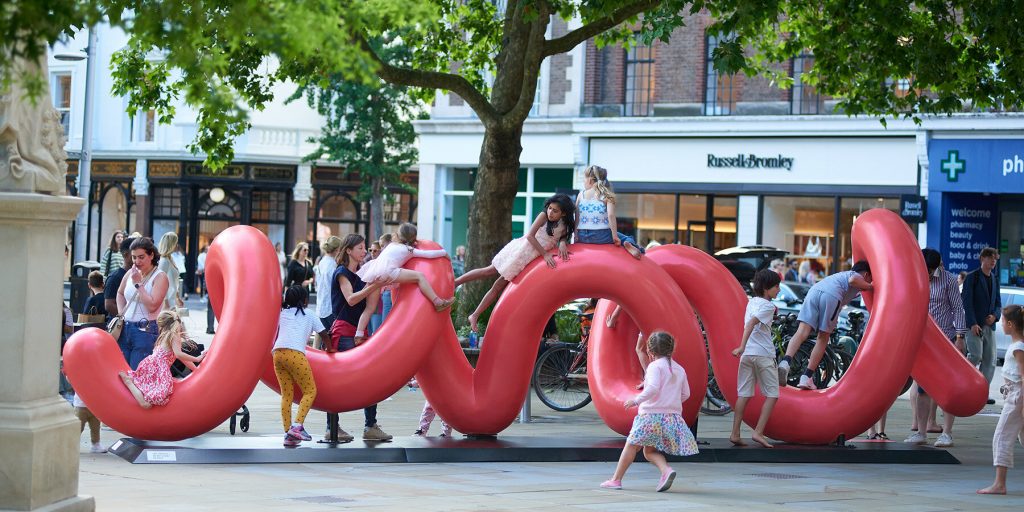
top-left (777, 361), bottom-right (790, 387)
top-left (797, 374), bottom-right (816, 390)
top-left (90, 442), bottom-right (106, 453)
top-left (934, 433), bottom-right (954, 447)
top-left (904, 431), bottom-right (927, 444)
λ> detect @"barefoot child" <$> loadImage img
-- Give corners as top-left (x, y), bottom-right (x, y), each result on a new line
top-left (575, 165), bottom-right (644, 259)
top-left (978, 304), bottom-right (1024, 495)
top-left (355, 223), bottom-right (453, 343)
top-left (730, 269), bottom-right (781, 448)
top-left (778, 261), bottom-right (873, 390)
top-left (454, 194), bottom-right (576, 333)
top-left (275, 286), bottom-right (330, 447)
top-left (601, 332), bottom-right (698, 492)
top-left (119, 310), bottom-right (203, 408)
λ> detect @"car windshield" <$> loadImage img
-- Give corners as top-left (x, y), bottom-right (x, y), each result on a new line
top-left (779, 282), bottom-right (810, 302)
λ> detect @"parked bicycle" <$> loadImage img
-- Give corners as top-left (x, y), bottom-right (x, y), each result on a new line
top-left (532, 305), bottom-right (593, 412)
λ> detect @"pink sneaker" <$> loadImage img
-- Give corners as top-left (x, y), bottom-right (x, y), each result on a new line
top-left (288, 425), bottom-right (312, 441)
top-left (656, 469), bottom-right (676, 492)
top-left (599, 479), bottom-right (622, 489)
top-left (283, 433), bottom-right (301, 447)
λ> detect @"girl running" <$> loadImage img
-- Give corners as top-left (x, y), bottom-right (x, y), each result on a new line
top-left (601, 332), bottom-right (698, 492)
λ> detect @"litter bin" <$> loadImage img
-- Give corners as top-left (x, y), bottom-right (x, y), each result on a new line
top-left (70, 261), bottom-right (101, 315)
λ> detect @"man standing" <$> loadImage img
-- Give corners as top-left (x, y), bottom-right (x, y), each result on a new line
top-left (784, 260), bottom-right (800, 282)
top-left (905, 249), bottom-right (967, 447)
top-left (962, 247), bottom-right (1001, 404)
top-left (103, 236), bottom-right (135, 317)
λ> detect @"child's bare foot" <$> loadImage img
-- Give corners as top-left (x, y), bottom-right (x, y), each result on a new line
top-left (624, 243), bottom-right (642, 260)
top-left (119, 372), bottom-right (151, 409)
top-left (729, 436), bottom-right (747, 446)
top-left (468, 313), bottom-right (480, 333)
top-left (433, 297), bottom-right (455, 312)
top-left (977, 485), bottom-right (1006, 495)
top-left (751, 433), bottom-right (774, 448)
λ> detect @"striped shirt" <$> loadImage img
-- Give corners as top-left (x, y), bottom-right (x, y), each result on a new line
top-left (929, 267), bottom-right (966, 339)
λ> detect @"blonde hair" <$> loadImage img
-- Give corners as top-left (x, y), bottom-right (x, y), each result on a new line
top-left (320, 236), bottom-right (342, 255)
top-left (291, 242), bottom-right (309, 261)
top-left (584, 165), bottom-right (616, 205)
top-left (647, 331), bottom-right (675, 359)
top-left (157, 232), bottom-right (178, 258)
top-left (155, 310), bottom-right (183, 351)
top-left (379, 233), bottom-right (393, 248)
top-left (396, 223), bottom-right (418, 247)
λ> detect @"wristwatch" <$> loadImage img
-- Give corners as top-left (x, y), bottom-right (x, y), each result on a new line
top-left (134, 283), bottom-right (141, 289)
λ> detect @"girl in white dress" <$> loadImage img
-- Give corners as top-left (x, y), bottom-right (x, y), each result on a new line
top-left (454, 194), bottom-right (576, 333)
top-left (355, 223), bottom-right (453, 343)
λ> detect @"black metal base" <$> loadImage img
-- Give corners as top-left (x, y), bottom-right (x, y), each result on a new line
top-left (108, 436), bottom-right (960, 465)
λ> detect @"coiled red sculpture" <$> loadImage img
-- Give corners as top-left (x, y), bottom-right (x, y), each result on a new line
top-left (65, 209), bottom-right (988, 443)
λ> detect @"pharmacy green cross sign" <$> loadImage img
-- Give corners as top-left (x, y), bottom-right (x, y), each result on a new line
top-left (940, 150), bottom-right (966, 182)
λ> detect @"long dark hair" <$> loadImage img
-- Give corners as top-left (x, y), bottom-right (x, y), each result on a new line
top-left (282, 285), bottom-right (308, 315)
top-left (108, 230), bottom-right (123, 252)
top-left (338, 234), bottom-right (365, 269)
top-left (543, 193), bottom-right (576, 242)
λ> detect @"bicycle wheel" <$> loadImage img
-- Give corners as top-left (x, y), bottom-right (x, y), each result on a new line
top-left (701, 371), bottom-right (733, 416)
top-left (533, 345), bottom-right (592, 412)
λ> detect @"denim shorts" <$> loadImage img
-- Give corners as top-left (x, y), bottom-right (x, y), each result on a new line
top-left (576, 229), bottom-right (644, 253)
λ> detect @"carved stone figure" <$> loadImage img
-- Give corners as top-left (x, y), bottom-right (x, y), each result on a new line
top-left (0, 55), bottom-right (68, 195)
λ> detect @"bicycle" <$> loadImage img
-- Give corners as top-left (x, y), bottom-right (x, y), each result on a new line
top-left (532, 309), bottom-right (593, 412)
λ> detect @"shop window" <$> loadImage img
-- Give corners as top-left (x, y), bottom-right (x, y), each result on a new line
top-left (791, 54), bottom-right (824, 115)
top-left (712, 196), bottom-right (739, 252)
top-left (151, 187), bottom-right (181, 218)
top-left (625, 42), bottom-right (654, 116)
top-left (251, 190), bottom-right (288, 223)
top-left (533, 168), bottom-right (573, 193)
top-left (838, 197), bottom-right (900, 270)
top-left (52, 73), bottom-right (72, 136)
top-left (762, 196), bottom-right (835, 272)
top-left (704, 33), bottom-right (737, 116)
top-left (677, 194), bottom-right (709, 248)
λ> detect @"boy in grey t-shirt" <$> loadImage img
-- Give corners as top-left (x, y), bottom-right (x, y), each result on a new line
top-left (778, 260), bottom-right (873, 390)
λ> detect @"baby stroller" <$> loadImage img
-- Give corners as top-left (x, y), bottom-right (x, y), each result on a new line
top-left (171, 336), bottom-right (250, 434)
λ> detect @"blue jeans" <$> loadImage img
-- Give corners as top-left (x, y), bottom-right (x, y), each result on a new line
top-left (576, 229), bottom-right (644, 253)
top-left (119, 320), bottom-right (158, 370)
top-left (369, 313), bottom-right (383, 334)
top-left (325, 336), bottom-right (377, 428)
top-left (381, 290), bottom-right (393, 322)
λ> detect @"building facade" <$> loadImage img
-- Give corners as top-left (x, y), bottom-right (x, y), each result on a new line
top-left (50, 25), bottom-right (417, 286)
top-left (416, 11), bottom-right (1019, 276)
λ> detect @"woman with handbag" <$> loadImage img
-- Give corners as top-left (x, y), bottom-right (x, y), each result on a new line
top-left (116, 237), bottom-right (169, 370)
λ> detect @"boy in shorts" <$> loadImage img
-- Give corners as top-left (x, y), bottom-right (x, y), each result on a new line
top-left (778, 261), bottom-right (873, 390)
top-left (731, 269), bottom-right (782, 447)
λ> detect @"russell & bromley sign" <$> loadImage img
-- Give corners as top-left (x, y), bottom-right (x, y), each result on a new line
top-left (707, 153), bottom-right (795, 171)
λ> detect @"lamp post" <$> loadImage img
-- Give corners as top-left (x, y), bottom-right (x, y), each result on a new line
top-left (55, 27), bottom-right (97, 263)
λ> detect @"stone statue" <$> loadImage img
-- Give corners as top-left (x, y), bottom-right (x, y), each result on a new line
top-left (0, 54), bottom-right (68, 195)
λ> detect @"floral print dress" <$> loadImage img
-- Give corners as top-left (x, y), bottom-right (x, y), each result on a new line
top-left (128, 346), bottom-right (176, 406)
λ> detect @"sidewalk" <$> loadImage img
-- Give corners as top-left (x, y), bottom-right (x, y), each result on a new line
top-left (73, 300), bottom-right (1024, 510)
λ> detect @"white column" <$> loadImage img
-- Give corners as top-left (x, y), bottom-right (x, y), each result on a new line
top-left (133, 159), bottom-right (148, 196)
top-left (737, 195), bottom-right (760, 246)
top-left (294, 164), bottom-right (312, 203)
top-left (916, 130), bottom-right (930, 246)
top-left (0, 194), bottom-right (94, 511)
top-left (417, 164), bottom-right (437, 241)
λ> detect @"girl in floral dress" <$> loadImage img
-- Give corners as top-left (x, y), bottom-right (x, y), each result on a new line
top-left (119, 310), bottom-right (203, 408)
top-left (453, 193), bottom-right (576, 333)
top-left (601, 332), bottom-right (698, 492)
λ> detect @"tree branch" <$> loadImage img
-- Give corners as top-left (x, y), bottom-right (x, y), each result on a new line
top-left (358, 36), bottom-right (498, 124)
top-left (542, 0), bottom-right (661, 58)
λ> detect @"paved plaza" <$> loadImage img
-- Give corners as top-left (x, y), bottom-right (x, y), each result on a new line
top-left (64, 300), bottom-right (1024, 510)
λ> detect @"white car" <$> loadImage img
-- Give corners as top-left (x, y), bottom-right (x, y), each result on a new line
top-left (996, 286), bottom-right (1024, 361)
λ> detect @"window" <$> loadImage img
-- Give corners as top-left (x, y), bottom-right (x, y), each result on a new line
top-left (625, 42), bottom-right (654, 116)
top-left (52, 74), bottom-right (72, 136)
top-left (151, 186), bottom-right (181, 218)
top-left (792, 54), bottom-right (824, 114)
top-left (130, 110), bottom-right (156, 142)
top-left (704, 34), bottom-right (737, 116)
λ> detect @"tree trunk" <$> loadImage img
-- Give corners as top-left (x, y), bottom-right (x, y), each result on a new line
top-left (370, 175), bottom-right (384, 240)
top-left (457, 125), bottom-right (523, 327)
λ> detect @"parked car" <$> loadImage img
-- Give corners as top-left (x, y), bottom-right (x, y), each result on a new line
top-left (773, 281), bottom-right (869, 336)
top-left (714, 245), bottom-right (788, 272)
top-left (996, 286), bottom-right (1024, 361)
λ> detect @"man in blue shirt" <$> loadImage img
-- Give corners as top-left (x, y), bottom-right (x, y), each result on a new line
top-left (962, 247), bottom-right (1001, 404)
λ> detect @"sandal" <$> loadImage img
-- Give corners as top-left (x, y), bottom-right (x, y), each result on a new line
top-left (433, 297), bottom-right (455, 312)
top-left (878, 433), bottom-right (889, 440)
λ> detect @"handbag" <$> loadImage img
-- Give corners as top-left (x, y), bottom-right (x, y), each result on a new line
top-left (108, 270), bottom-right (155, 339)
top-left (77, 307), bottom-right (106, 324)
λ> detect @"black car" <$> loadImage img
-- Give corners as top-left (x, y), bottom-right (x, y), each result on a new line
top-left (714, 245), bottom-right (788, 293)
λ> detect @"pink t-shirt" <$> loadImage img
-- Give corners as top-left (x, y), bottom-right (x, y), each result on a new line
top-left (633, 357), bottom-right (690, 415)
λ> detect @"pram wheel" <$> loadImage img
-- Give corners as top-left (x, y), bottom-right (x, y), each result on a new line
top-left (228, 405), bottom-right (250, 435)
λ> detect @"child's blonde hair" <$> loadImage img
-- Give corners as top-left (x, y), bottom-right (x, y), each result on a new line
top-left (646, 331), bottom-right (675, 359)
top-left (396, 223), bottom-right (418, 248)
top-left (155, 310), bottom-right (183, 351)
top-left (379, 233), bottom-right (393, 248)
top-left (584, 165), bottom-right (616, 205)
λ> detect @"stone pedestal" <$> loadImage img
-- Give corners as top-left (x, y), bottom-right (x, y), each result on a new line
top-left (0, 193), bottom-right (94, 511)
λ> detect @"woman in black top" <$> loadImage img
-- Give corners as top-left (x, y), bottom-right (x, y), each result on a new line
top-left (284, 242), bottom-right (315, 290)
top-left (323, 234), bottom-right (390, 443)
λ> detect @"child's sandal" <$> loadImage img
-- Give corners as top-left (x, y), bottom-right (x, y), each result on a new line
top-left (433, 297), bottom-right (455, 312)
